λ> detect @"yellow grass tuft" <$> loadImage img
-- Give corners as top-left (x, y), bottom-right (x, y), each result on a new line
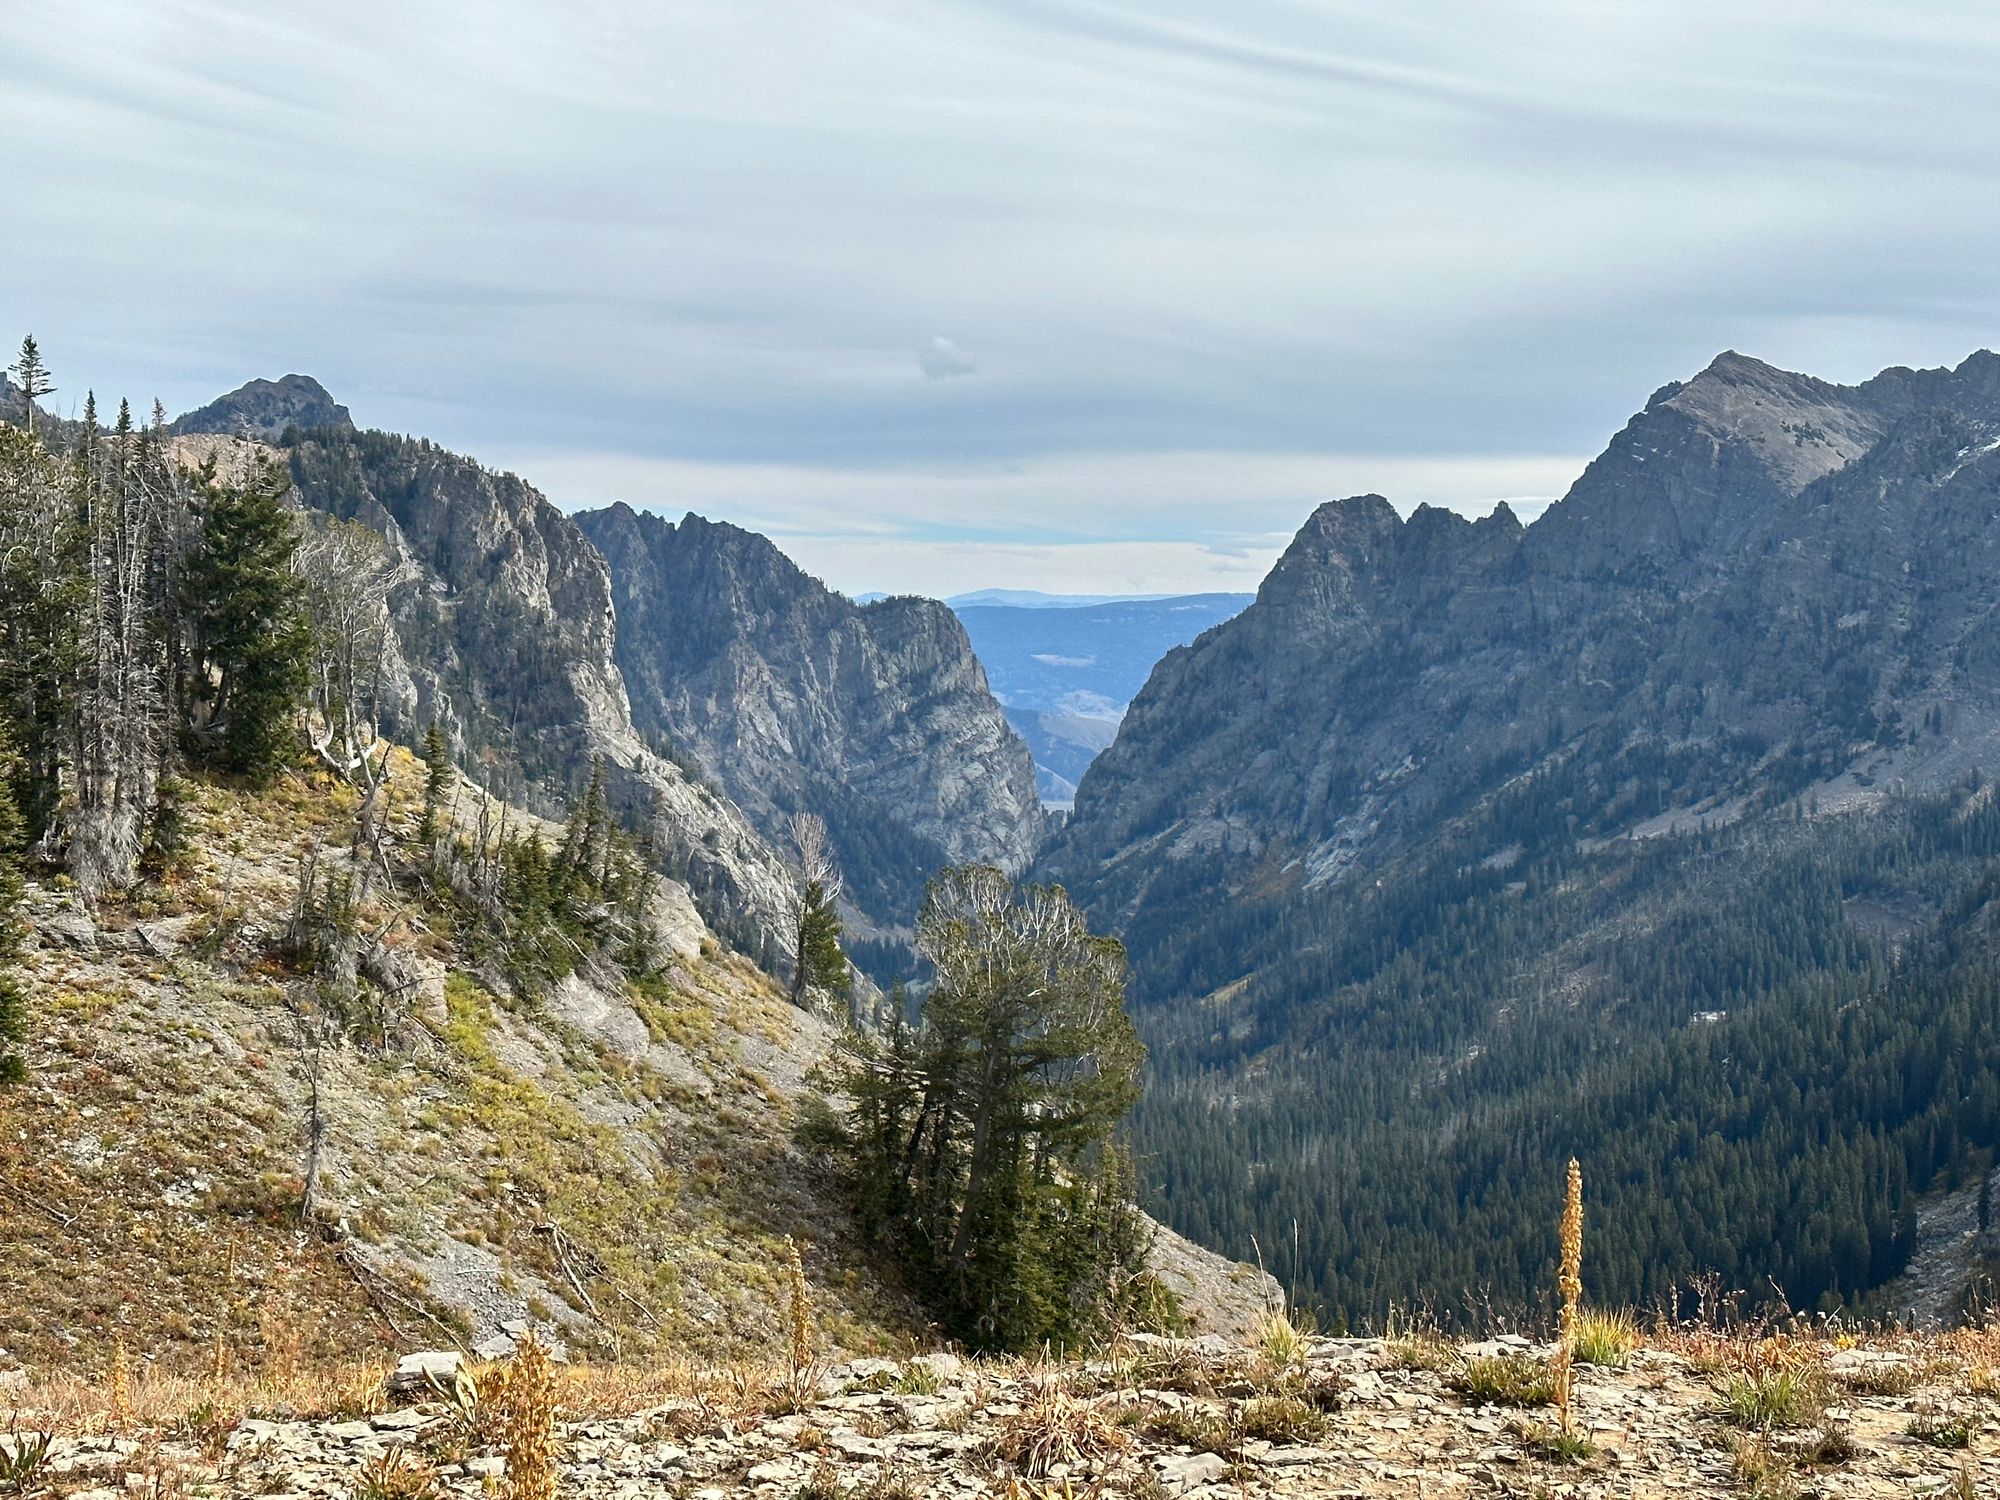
top-left (995, 1378), bottom-right (1131, 1479)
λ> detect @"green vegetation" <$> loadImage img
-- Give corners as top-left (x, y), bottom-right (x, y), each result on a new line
top-left (1719, 1369), bottom-right (1814, 1430)
top-left (830, 866), bottom-right (1149, 1352)
top-left (1571, 1309), bottom-right (1638, 1368)
top-left (1131, 775), bottom-right (2000, 1324)
top-left (181, 458), bottom-right (311, 781)
top-left (792, 880), bottom-right (849, 1005)
top-left (1449, 1353), bottom-right (1557, 1407)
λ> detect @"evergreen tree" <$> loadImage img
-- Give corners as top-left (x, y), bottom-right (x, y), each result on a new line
top-left (419, 722), bottom-right (453, 843)
top-left (8, 335), bottom-right (54, 437)
top-left (793, 879), bottom-right (851, 1004)
top-left (180, 459), bottom-right (310, 782)
top-left (0, 424), bottom-right (84, 841)
top-left (835, 865), bottom-right (1147, 1351)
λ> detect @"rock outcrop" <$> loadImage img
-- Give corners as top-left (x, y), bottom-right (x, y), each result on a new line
top-left (15, 1333), bottom-right (1994, 1500)
top-left (1047, 349), bottom-right (2000, 923)
top-left (172, 374), bottom-right (354, 440)
top-left (271, 427), bottom-right (800, 951)
top-left (1038, 349), bottom-right (2000, 1318)
top-left (575, 503), bottom-right (1045, 928)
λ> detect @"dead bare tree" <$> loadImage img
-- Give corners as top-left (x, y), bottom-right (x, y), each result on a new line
top-left (296, 516), bottom-right (392, 789)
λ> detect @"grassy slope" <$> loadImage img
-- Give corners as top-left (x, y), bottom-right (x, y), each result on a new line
top-left (0, 748), bottom-right (924, 1376)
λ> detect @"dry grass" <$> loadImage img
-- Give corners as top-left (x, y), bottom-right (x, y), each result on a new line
top-left (994, 1379), bottom-right (1132, 1479)
top-left (18, 1354), bottom-right (392, 1437)
top-left (1253, 1310), bottom-right (1309, 1371)
top-left (354, 1448), bottom-right (442, 1500)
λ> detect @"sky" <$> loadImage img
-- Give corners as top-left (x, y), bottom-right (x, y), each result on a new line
top-left (5, 1), bottom-right (2000, 597)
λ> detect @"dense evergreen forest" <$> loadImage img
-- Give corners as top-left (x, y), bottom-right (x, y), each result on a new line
top-left (1129, 767), bottom-right (2000, 1327)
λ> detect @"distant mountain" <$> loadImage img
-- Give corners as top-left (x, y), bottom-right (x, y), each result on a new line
top-left (575, 504), bottom-right (1045, 931)
top-left (950, 594), bottom-right (1254, 806)
top-left (174, 375), bottom-right (353, 441)
top-left (1042, 349), bottom-right (2000, 1323)
top-left (946, 588), bottom-right (1181, 609)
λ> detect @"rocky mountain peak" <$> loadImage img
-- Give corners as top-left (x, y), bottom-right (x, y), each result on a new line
top-left (575, 504), bottom-right (1046, 931)
top-left (173, 374), bottom-right (354, 441)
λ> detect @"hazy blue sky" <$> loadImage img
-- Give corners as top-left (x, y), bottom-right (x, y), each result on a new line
top-left (6, 1), bottom-right (1998, 594)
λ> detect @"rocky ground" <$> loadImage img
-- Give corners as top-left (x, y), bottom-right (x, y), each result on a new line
top-left (6, 1332), bottom-right (1994, 1500)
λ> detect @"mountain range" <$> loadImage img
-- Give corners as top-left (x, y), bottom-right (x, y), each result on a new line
top-left (1044, 347), bottom-right (2000, 1320)
top-left (19, 343), bottom-right (2000, 1331)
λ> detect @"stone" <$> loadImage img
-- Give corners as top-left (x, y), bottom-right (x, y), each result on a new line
top-left (1154, 1451), bottom-right (1231, 1494)
top-left (387, 1351), bottom-right (463, 1397)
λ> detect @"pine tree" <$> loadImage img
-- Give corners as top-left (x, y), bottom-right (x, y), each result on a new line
top-left (793, 879), bottom-right (851, 1004)
top-left (833, 865), bottom-right (1146, 1351)
top-left (0, 423), bottom-right (84, 841)
top-left (180, 459), bottom-right (310, 782)
top-left (8, 335), bottom-right (54, 437)
top-left (419, 722), bottom-right (453, 843)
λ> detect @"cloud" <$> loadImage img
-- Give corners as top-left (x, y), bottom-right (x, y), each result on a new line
top-left (918, 335), bottom-right (977, 381)
top-left (6, 0), bottom-right (2000, 591)
top-left (510, 443), bottom-right (1581, 594)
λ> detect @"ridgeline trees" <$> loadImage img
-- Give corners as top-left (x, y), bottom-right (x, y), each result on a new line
top-left (836, 866), bottom-right (1151, 1351)
top-left (0, 338), bottom-right (315, 905)
top-left (9, 335), bottom-right (54, 437)
top-left (182, 460), bottom-right (311, 780)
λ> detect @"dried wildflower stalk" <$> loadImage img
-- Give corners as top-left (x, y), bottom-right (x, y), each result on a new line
top-left (108, 1335), bottom-right (133, 1431)
top-left (504, 1334), bottom-right (559, 1500)
top-left (784, 1237), bottom-right (816, 1387)
top-left (1553, 1157), bottom-right (1584, 1436)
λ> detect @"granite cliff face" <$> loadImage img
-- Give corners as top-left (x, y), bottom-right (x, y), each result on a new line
top-left (263, 421), bottom-right (800, 951)
top-left (1047, 349), bottom-right (2000, 924)
top-left (575, 503), bottom-right (1045, 928)
top-left (172, 373), bottom-right (354, 440)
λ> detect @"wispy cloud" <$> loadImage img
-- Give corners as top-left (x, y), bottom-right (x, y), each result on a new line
top-left (918, 336), bottom-right (978, 381)
top-left (5, 1), bottom-right (1998, 590)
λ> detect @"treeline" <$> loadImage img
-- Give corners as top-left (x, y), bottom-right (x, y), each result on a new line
top-left (0, 338), bottom-right (667, 1063)
top-left (1127, 770), bottom-right (2000, 1327)
top-left (0, 341), bottom-right (311, 894)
